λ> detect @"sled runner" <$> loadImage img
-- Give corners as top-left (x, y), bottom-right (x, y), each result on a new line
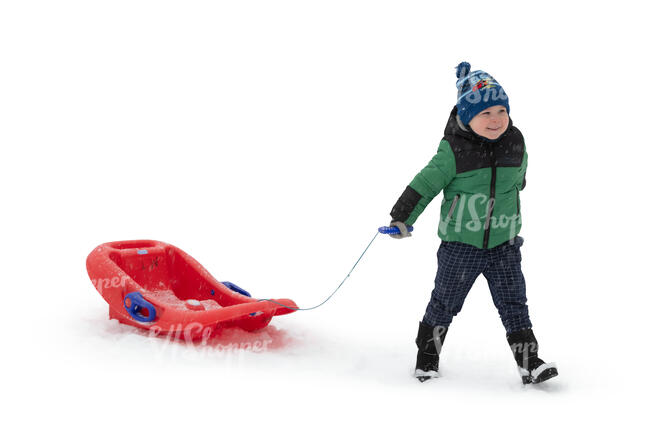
top-left (86, 240), bottom-right (297, 338)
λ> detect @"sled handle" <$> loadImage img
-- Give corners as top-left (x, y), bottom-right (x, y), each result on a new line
top-left (221, 281), bottom-right (252, 297)
top-left (377, 225), bottom-right (414, 235)
top-left (221, 282), bottom-right (259, 314)
top-left (124, 292), bottom-right (157, 322)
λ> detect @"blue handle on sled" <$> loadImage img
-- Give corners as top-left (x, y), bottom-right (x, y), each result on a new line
top-left (221, 281), bottom-right (252, 297)
top-left (378, 225), bottom-right (414, 235)
top-left (124, 292), bottom-right (157, 322)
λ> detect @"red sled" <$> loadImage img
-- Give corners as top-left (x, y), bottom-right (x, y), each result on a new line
top-left (86, 240), bottom-right (297, 339)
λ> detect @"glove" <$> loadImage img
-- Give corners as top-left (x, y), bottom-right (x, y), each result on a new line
top-left (389, 221), bottom-right (412, 239)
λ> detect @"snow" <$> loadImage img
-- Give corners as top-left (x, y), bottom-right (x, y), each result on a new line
top-left (1, 1), bottom-right (649, 432)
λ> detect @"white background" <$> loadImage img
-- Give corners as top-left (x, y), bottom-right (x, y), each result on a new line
top-left (1, 1), bottom-right (649, 431)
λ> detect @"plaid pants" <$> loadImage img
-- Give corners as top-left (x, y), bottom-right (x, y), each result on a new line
top-left (423, 236), bottom-right (532, 334)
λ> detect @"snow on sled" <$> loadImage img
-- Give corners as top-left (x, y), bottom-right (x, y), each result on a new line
top-left (86, 240), bottom-right (297, 339)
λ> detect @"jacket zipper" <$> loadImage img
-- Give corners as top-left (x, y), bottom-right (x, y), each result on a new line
top-left (447, 194), bottom-right (460, 218)
top-left (483, 151), bottom-right (496, 249)
top-left (516, 188), bottom-right (520, 216)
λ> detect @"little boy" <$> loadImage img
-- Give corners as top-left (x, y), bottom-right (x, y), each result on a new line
top-left (389, 62), bottom-right (558, 384)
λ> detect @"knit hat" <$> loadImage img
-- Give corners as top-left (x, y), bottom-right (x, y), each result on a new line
top-left (455, 61), bottom-right (509, 126)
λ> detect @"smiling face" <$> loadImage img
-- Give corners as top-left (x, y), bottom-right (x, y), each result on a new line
top-left (468, 105), bottom-right (509, 140)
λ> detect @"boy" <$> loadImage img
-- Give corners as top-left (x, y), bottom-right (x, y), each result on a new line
top-left (389, 62), bottom-right (558, 384)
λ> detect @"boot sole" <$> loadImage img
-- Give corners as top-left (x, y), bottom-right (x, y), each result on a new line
top-left (415, 369), bottom-right (440, 382)
top-left (521, 363), bottom-right (559, 384)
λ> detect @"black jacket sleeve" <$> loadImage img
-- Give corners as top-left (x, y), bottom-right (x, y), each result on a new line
top-left (390, 186), bottom-right (423, 223)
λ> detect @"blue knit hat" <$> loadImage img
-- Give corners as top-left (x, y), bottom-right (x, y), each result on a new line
top-left (455, 61), bottom-right (509, 126)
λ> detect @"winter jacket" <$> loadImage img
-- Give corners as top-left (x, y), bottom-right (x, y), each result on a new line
top-left (390, 106), bottom-right (527, 249)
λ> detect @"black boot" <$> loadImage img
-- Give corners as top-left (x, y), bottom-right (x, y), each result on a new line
top-left (414, 321), bottom-right (448, 382)
top-left (507, 328), bottom-right (558, 384)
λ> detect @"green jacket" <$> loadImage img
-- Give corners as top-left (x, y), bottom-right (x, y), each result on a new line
top-left (390, 107), bottom-right (527, 249)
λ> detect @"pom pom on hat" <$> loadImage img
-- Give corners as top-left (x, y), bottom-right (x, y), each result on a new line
top-left (455, 61), bottom-right (471, 79)
top-left (454, 61), bottom-right (509, 125)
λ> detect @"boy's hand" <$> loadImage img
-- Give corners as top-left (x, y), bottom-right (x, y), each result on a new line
top-left (389, 221), bottom-right (412, 239)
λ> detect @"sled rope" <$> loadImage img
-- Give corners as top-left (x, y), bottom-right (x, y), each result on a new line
top-left (257, 231), bottom-right (380, 311)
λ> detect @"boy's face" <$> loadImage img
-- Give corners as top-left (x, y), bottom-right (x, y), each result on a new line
top-left (468, 105), bottom-right (509, 140)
